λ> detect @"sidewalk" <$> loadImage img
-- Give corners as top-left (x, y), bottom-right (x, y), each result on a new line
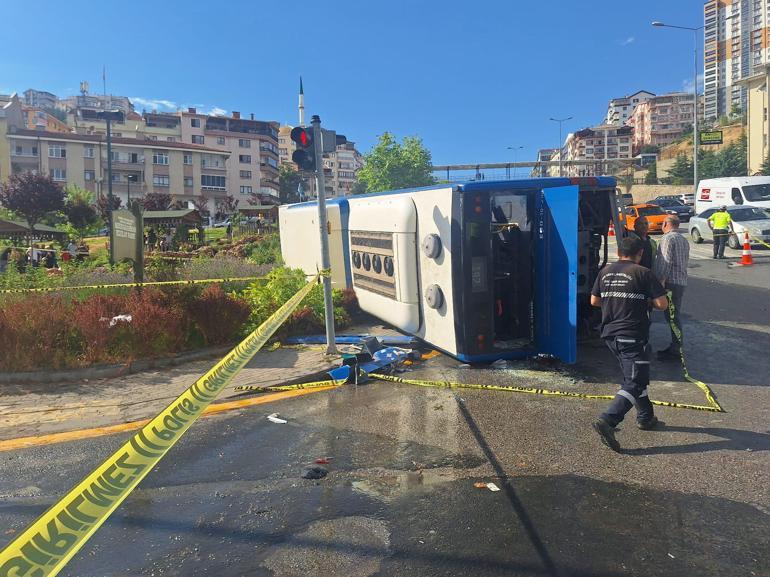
top-left (0, 345), bottom-right (340, 441)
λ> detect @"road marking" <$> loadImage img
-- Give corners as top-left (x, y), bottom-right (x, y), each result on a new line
top-left (0, 386), bottom-right (336, 453)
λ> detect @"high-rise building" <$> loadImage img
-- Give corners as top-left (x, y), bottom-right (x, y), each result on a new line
top-left (703, 0), bottom-right (770, 121)
top-left (23, 89), bottom-right (58, 110)
top-left (557, 125), bottom-right (634, 177)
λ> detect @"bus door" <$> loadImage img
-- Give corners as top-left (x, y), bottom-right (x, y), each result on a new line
top-left (535, 185), bottom-right (578, 363)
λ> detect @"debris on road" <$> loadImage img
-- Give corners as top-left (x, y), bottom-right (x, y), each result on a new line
top-left (314, 457), bottom-right (331, 464)
top-left (486, 483), bottom-right (500, 492)
top-left (302, 466), bottom-right (328, 480)
top-left (266, 413), bottom-right (287, 424)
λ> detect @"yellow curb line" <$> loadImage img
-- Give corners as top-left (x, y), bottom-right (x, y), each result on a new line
top-left (0, 386), bottom-right (336, 453)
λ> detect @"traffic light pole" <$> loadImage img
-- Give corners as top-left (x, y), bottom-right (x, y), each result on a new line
top-left (311, 115), bottom-right (337, 355)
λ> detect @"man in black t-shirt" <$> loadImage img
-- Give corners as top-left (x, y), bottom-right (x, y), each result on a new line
top-left (590, 237), bottom-right (668, 452)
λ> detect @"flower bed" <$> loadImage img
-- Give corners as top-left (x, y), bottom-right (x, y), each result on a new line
top-left (0, 268), bottom-right (358, 373)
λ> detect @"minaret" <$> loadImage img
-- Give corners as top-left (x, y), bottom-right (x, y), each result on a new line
top-left (298, 76), bottom-right (305, 127)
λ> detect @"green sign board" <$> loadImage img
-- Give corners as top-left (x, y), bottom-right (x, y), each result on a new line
top-left (111, 209), bottom-right (140, 262)
top-left (700, 130), bottom-right (723, 145)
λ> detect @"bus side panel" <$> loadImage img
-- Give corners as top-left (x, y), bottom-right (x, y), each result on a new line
top-left (279, 203), bottom-right (349, 288)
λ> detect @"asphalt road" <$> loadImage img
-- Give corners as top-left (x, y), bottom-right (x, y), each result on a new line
top-left (0, 234), bottom-right (768, 577)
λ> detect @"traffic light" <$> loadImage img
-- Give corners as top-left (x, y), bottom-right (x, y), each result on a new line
top-left (291, 126), bottom-right (316, 171)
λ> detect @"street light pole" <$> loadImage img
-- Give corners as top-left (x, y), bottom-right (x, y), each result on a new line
top-left (549, 116), bottom-right (573, 177)
top-left (507, 146), bottom-right (523, 177)
top-left (652, 21), bottom-right (703, 188)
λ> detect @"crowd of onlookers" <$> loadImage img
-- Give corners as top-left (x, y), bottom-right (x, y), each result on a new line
top-left (0, 240), bottom-right (89, 273)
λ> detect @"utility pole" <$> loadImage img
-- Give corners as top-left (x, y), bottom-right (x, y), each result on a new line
top-left (549, 116), bottom-right (573, 177)
top-left (98, 109), bottom-right (124, 264)
top-left (311, 115), bottom-right (337, 355)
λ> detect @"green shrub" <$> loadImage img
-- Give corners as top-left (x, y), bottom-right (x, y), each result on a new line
top-left (241, 267), bottom-right (356, 338)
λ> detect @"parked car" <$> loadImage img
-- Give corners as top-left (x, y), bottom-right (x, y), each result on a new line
top-left (688, 205), bottom-right (770, 249)
top-left (623, 203), bottom-right (669, 234)
top-left (620, 192), bottom-right (634, 206)
top-left (649, 197), bottom-right (694, 222)
top-left (679, 192), bottom-right (695, 205)
top-left (212, 219), bottom-right (231, 228)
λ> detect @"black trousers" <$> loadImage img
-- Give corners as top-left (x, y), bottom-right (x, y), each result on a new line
top-left (713, 228), bottom-right (728, 258)
top-left (600, 337), bottom-right (654, 427)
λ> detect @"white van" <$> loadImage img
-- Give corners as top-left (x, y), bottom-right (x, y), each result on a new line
top-left (695, 176), bottom-right (770, 215)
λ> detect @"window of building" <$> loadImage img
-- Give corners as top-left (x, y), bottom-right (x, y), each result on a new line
top-left (83, 146), bottom-right (95, 158)
top-left (191, 118), bottom-right (201, 128)
top-left (184, 176), bottom-right (193, 187)
top-left (152, 150), bottom-right (169, 165)
top-left (84, 170), bottom-right (95, 181)
top-left (183, 153), bottom-right (193, 165)
top-left (112, 173), bottom-right (121, 182)
top-left (167, 137), bottom-right (175, 142)
top-left (48, 143), bottom-right (66, 158)
top-left (153, 174), bottom-right (170, 187)
top-left (192, 135), bottom-right (205, 145)
top-left (240, 185), bottom-right (253, 194)
top-left (128, 152), bottom-right (140, 164)
top-left (239, 154), bottom-right (251, 163)
top-left (201, 175), bottom-right (226, 189)
top-left (240, 170), bottom-right (252, 178)
top-left (217, 136), bottom-right (225, 145)
top-left (149, 135), bottom-right (158, 140)
top-left (264, 156), bottom-right (278, 168)
top-left (239, 139), bottom-right (251, 148)
top-left (50, 168), bottom-right (66, 181)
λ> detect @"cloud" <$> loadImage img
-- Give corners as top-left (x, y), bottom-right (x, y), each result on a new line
top-left (620, 36), bottom-right (635, 46)
top-left (682, 73), bottom-right (705, 93)
top-left (130, 96), bottom-right (179, 111)
top-left (204, 106), bottom-right (227, 116)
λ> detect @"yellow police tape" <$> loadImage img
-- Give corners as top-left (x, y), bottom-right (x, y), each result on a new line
top-left (371, 296), bottom-right (723, 414)
top-left (233, 379), bottom-right (346, 393)
top-left (0, 276), bottom-right (267, 295)
top-left (0, 275), bottom-right (319, 577)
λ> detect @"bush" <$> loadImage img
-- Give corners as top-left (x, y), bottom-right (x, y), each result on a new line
top-left (241, 267), bottom-right (357, 338)
top-left (0, 295), bottom-right (80, 371)
top-left (187, 284), bottom-right (251, 345)
top-left (180, 255), bottom-right (270, 281)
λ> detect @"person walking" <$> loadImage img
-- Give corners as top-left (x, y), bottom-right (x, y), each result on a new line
top-left (707, 205), bottom-right (734, 260)
top-left (591, 237), bottom-right (669, 452)
top-left (629, 216), bottom-right (656, 269)
top-left (653, 215), bottom-right (689, 361)
top-left (147, 228), bottom-right (157, 252)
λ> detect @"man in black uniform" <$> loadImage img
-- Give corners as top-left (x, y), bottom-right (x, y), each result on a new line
top-left (591, 237), bottom-right (669, 452)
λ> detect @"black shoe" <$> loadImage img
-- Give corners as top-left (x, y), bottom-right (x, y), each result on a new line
top-left (656, 348), bottom-right (679, 361)
top-left (637, 416), bottom-right (660, 430)
top-left (593, 419), bottom-right (621, 452)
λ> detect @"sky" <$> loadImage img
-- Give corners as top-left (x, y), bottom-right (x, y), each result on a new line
top-left (1, 0), bottom-right (704, 166)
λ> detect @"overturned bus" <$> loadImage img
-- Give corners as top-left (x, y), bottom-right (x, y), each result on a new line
top-left (279, 177), bottom-right (623, 364)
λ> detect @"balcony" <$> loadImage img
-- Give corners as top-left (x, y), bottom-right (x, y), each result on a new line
top-left (200, 160), bottom-right (226, 171)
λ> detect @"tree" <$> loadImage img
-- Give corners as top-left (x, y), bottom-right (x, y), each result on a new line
top-left (356, 132), bottom-right (435, 193)
top-left (96, 194), bottom-right (122, 220)
top-left (644, 162), bottom-right (658, 185)
top-left (0, 172), bottom-right (65, 237)
top-left (759, 153), bottom-right (770, 175)
top-left (63, 185), bottom-right (99, 239)
top-left (278, 164), bottom-right (306, 204)
top-left (668, 153), bottom-right (694, 185)
top-left (191, 197), bottom-right (210, 219)
top-left (140, 192), bottom-right (172, 211)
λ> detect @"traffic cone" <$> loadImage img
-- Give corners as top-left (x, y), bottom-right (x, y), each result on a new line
top-left (740, 231), bottom-right (754, 266)
top-left (608, 222), bottom-right (616, 237)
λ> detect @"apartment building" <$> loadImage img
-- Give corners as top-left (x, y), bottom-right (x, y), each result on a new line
top-left (557, 125), bottom-right (633, 176)
top-left (532, 148), bottom-right (557, 177)
top-left (179, 109), bottom-right (280, 205)
top-left (627, 92), bottom-right (695, 152)
top-left (22, 89), bottom-right (57, 110)
top-left (703, 0), bottom-right (770, 121)
top-left (605, 90), bottom-right (655, 125)
top-left (0, 95), bottom-right (230, 210)
top-left (278, 124), bottom-right (363, 197)
top-left (22, 106), bottom-right (70, 133)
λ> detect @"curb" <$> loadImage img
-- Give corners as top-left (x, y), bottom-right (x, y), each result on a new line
top-left (0, 345), bottom-right (232, 385)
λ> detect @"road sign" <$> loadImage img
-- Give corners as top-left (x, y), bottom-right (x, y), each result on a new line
top-left (700, 130), bottom-right (723, 145)
top-left (110, 210), bottom-right (142, 262)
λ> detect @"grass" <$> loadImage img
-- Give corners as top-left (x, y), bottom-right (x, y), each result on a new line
top-left (83, 236), bottom-right (109, 256)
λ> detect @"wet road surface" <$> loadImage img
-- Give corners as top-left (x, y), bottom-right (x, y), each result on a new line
top-left (1, 253), bottom-right (768, 576)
